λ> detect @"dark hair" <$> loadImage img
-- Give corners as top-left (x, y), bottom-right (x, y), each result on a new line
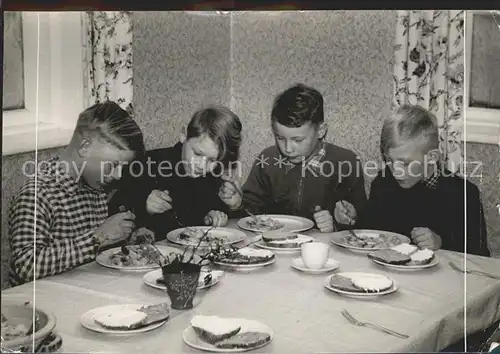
top-left (271, 83), bottom-right (324, 127)
top-left (74, 101), bottom-right (145, 155)
top-left (186, 105), bottom-right (242, 168)
top-left (380, 104), bottom-right (439, 156)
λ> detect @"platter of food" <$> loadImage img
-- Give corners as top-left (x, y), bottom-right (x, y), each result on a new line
top-left (254, 232), bottom-right (314, 252)
top-left (80, 303), bottom-right (170, 335)
top-left (368, 244), bottom-right (439, 270)
top-left (96, 244), bottom-right (183, 271)
top-left (182, 315), bottom-right (274, 352)
top-left (324, 272), bottom-right (398, 297)
top-left (237, 215), bottom-right (314, 233)
top-left (143, 268), bottom-right (225, 291)
top-left (330, 229), bottom-right (410, 252)
top-left (166, 227), bottom-right (247, 248)
top-left (1, 297), bottom-right (56, 353)
top-left (212, 247), bottom-right (276, 270)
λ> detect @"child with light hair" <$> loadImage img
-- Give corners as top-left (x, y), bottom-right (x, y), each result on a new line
top-left (355, 104), bottom-right (489, 256)
top-left (9, 101), bottom-right (145, 285)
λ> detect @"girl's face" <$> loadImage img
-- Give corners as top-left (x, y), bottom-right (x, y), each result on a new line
top-left (181, 134), bottom-right (220, 177)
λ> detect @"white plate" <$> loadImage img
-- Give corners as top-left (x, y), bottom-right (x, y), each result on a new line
top-left (80, 304), bottom-right (168, 335)
top-left (96, 245), bottom-right (185, 271)
top-left (254, 234), bottom-right (315, 252)
top-left (167, 227), bottom-right (247, 248)
top-left (237, 214), bottom-right (314, 233)
top-left (182, 318), bottom-right (274, 352)
top-left (371, 256), bottom-right (440, 271)
top-left (330, 229), bottom-right (411, 252)
top-left (291, 257), bottom-right (340, 274)
top-left (324, 272), bottom-right (398, 298)
top-left (143, 269), bottom-right (224, 291)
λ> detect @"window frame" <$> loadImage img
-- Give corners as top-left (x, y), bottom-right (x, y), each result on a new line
top-left (464, 10), bottom-right (500, 145)
top-left (2, 12), bottom-right (85, 156)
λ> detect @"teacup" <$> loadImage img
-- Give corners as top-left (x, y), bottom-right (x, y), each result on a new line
top-left (301, 242), bottom-right (329, 270)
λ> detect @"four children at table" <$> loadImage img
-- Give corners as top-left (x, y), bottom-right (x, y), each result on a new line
top-left (7, 84), bottom-right (491, 285)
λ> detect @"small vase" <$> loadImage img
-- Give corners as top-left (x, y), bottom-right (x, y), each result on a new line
top-left (161, 263), bottom-right (200, 310)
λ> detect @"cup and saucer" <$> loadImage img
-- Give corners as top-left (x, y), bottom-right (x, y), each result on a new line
top-left (291, 242), bottom-right (340, 274)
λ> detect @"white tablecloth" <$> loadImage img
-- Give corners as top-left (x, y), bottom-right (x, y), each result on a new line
top-left (3, 222), bottom-right (500, 353)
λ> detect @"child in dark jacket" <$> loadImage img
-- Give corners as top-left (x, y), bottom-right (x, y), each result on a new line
top-left (109, 105), bottom-right (243, 240)
top-left (355, 104), bottom-right (490, 256)
top-left (235, 83), bottom-right (367, 232)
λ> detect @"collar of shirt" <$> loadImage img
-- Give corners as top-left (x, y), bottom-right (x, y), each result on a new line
top-left (284, 141), bottom-right (326, 174)
top-left (40, 157), bottom-right (100, 196)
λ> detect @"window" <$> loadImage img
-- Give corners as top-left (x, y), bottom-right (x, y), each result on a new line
top-left (2, 12), bottom-right (85, 156)
top-left (464, 10), bottom-right (500, 144)
top-left (3, 13), bottom-right (25, 111)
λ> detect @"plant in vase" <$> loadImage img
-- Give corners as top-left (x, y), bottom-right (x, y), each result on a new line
top-left (146, 228), bottom-right (223, 310)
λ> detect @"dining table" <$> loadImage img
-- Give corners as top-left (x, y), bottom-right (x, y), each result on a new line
top-left (2, 220), bottom-right (500, 353)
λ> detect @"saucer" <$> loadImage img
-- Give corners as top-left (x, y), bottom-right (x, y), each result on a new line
top-left (291, 257), bottom-right (340, 274)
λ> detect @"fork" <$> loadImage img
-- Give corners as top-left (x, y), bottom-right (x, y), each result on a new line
top-left (222, 178), bottom-right (257, 218)
top-left (341, 309), bottom-right (409, 339)
top-left (448, 261), bottom-right (500, 280)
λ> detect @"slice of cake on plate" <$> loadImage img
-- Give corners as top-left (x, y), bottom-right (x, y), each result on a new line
top-left (351, 274), bottom-right (393, 293)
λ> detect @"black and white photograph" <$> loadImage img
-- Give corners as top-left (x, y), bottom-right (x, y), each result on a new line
top-left (1, 8), bottom-right (500, 353)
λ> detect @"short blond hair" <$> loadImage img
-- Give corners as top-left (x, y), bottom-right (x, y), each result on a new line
top-left (380, 104), bottom-right (439, 156)
top-left (73, 101), bottom-right (145, 154)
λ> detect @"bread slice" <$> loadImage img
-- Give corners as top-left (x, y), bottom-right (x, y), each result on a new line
top-left (329, 275), bottom-right (361, 292)
top-left (368, 249), bottom-right (411, 265)
top-left (94, 309), bottom-right (147, 330)
top-left (191, 315), bottom-right (241, 344)
top-left (409, 249), bottom-right (434, 265)
top-left (261, 231), bottom-right (298, 243)
top-left (137, 303), bottom-right (170, 326)
top-left (215, 332), bottom-right (271, 349)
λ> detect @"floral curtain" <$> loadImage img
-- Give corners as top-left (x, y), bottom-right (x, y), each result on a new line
top-left (82, 11), bottom-right (134, 116)
top-left (393, 10), bottom-right (464, 173)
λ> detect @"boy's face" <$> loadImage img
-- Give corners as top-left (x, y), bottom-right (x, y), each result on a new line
top-left (182, 134), bottom-right (220, 178)
top-left (272, 121), bottom-right (325, 164)
top-left (385, 137), bottom-right (437, 189)
top-left (80, 138), bottom-right (135, 191)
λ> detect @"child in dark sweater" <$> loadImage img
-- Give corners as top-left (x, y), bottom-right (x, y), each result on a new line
top-left (356, 104), bottom-right (490, 256)
top-left (109, 105), bottom-right (243, 240)
top-left (234, 83), bottom-right (367, 232)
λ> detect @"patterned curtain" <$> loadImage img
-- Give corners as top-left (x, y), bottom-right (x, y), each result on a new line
top-left (393, 10), bottom-right (464, 173)
top-left (82, 11), bottom-right (134, 116)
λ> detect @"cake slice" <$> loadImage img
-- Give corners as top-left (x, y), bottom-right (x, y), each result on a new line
top-left (409, 249), bottom-right (435, 265)
top-left (368, 249), bottom-right (411, 265)
top-left (137, 303), bottom-right (170, 326)
top-left (94, 309), bottom-right (147, 330)
top-left (215, 332), bottom-right (271, 349)
top-left (191, 315), bottom-right (241, 344)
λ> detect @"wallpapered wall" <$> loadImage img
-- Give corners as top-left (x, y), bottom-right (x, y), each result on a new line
top-left (1, 11), bottom-right (499, 288)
